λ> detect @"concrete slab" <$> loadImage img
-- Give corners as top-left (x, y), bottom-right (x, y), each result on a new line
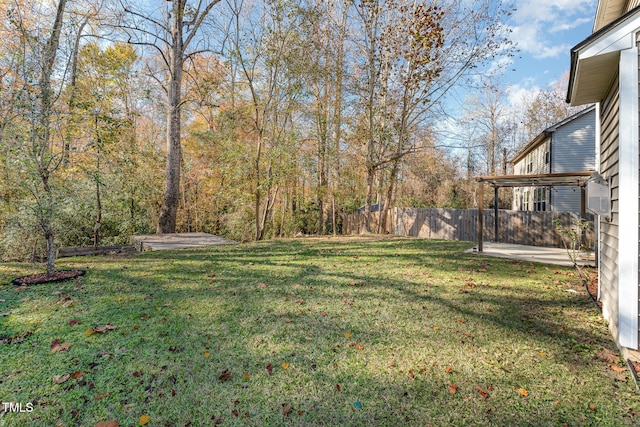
top-left (131, 232), bottom-right (238, 252)
top-left (465, 242), bottom-right (595, 267)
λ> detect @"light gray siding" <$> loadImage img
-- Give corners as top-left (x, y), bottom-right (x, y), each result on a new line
top-left (599, 76), bottom-right (620, 343)
top-left (550, 108), bottom-right (596, 212)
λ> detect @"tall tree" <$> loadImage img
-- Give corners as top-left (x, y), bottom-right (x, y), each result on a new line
top-left (116, 0), bottom-right (221, 233)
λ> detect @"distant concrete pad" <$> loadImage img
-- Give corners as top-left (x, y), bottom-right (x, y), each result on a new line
top-left (465, 242), bottom-right (594, 267)
top-left (131, 232), bottom-right (238, 252)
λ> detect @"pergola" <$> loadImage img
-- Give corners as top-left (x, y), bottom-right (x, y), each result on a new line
top-left (474, 171), bottom-right (595, 251)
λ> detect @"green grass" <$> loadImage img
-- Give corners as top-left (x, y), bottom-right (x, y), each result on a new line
top-left (1, 236), bottom-right (639, 426)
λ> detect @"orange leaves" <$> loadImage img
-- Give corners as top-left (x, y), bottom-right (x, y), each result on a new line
top-left (321, 311), bottom-right (328, 317)
top-left (445, 366), bottom-right (453, 374)
top-left (95, 422), bottom-right (119, 427)
top-left (70, 371), bottom-right (84, 379)
top-left (518, 388), bottom-right (529, 397)
top-left (475, 385), bottom-right (489, 399)
top-left (448, 384), bottom-right (458, 394)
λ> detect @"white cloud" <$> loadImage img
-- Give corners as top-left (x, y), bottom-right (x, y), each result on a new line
top-left (509, 0), bottom-right (596, 59)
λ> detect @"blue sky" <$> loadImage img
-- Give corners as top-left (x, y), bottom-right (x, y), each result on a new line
top-left (500, 0), bottom-right (597, 102)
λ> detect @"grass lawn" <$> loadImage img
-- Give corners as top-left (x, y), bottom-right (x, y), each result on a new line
top-left (1, 236), bottom-right (640, 426)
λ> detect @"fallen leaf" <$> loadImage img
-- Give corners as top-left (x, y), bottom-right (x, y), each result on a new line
top-left (95, 421), bottom-right (119, 427)
top-left (433, 325), bottom-right (439, 330)
top-left (219, 369), bottom-right (232, 382)
top-left (475, 385), bottom-right (489, 398)
top-left (51, 341), bottom-right (71, 353)
top-left (344, 333), bottom-right (352, 338)
top-left (518, 388), bottom-right (529, 397)
top-left (52, 374), bottom-right (70, 384)
top-left (448, 384), bottom-right (458, 394)
top-left (266, 364), bottom-right (273, 375)
top-left (243, 373), bottom-right (250, 379)
top-left (355, 344), bottom-right (364, 350)
top-left (116, 297), bottom-right (124, 301)
top-left (204, 351), bottom-right (210, 358)
top-left (284, 318), bottom-right (293, 323)
top-left (94, 392), bottom-right (110, 400)
top-left (321, 311), bottom-right (328, 317)
top-left (609, 364), bottom-right (626, 373)
top-left (71, 371), bottom-right (84, 379)
top-left (139, 415), bottom-right (150, 426)
top-left (445, 366), bottom-right (453, 374)
top-left (589, 403), bottom-right (596, 411)
top-left (93, 324), bottom-right (117, 334)
top-left (282, 404), bottom-right (293, 417)
top-left (86, 329), bottom-right (95, 336)
top-left (596, 348), bottom-right (619, 364)
top-left (68, 319), bottom-right (80, 326)
top-left (281, 362), bottom-right (290, 370)
top-left (336, 384), bottom-right (341, 391)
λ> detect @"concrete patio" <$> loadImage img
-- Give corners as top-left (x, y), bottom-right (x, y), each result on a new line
top-left (465, 242), bottom-right (595, 267)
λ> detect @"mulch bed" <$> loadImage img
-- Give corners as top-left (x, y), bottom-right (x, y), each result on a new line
top-left (579, 266), bottom-right (602, 310)
top-left (12, 269), bottom-right (86, 286)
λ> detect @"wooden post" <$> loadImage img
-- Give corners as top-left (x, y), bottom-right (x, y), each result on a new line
top-left (494, 185), bottom-right (499, 243)
top-left (478, 181), bottom-right (484, 252)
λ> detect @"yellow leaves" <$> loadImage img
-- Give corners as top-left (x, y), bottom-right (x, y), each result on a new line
top-left (281, 362), bottom-right (290, 370)
top-left (204, 351), bottom-right (210, 358)
top-left (518, 388), bottom-right (529, 397)
top-left (433, 325), bottom-right (439, 330)
top-left (138, 415), bottom-right (150, 426)
top-left (344, 332), bottom-right (352, 338)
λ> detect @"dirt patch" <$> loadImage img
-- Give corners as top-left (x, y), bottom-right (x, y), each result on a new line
top-left (12, 269), bottom-right (86, 286)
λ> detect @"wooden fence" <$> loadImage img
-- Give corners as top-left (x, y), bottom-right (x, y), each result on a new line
top-left (343, 208), bottom-right (594, 248)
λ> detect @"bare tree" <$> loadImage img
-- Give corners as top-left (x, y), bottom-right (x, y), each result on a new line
top-left (116, 0), bottom-right (221, 233)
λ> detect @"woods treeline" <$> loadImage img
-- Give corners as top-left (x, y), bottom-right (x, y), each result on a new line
top-left (0, 0), bottom-right (579, 264)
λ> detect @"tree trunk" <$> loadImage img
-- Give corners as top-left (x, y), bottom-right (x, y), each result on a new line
top-left (157, 5), bottom-right (184, 234)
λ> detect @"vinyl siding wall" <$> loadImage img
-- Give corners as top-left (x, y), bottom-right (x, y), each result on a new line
top-left (550, 109), bottom-right (596, 212)
top-left (599, 76), bottom-right (620, 342)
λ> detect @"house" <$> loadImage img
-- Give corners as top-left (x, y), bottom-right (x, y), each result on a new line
top-left (511, 106), bottom-right (596, 213)
top-left (567, 0), bottom-right (640, 356)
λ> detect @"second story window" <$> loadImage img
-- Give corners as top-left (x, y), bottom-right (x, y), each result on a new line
top-left (526, 153), bottom-right (533, 174)
top-left (544, 141), bottom-right (550, 165)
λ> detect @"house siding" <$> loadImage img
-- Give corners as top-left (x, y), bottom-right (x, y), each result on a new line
top-left (551, 108), bottom-right (596, 212)
top-left (599, 76), bottom-right (620, 342)
top-left (627, 0), bottom-right (640, 13)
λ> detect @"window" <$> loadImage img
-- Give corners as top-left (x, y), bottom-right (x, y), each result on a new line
top-left (544, 142), bottom-right (550, 165)
top-left (525, 153), bottom-right (533, 174)
top-left (522, 190), bottom-right (530, 211)
top-left (533, 188), bottom-right (548, 211)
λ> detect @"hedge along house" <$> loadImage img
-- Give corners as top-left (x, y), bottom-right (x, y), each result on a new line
top-left (511, 106), bottom-right (596, 213)
top-left (567, 0), bottom-right (640, 355)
